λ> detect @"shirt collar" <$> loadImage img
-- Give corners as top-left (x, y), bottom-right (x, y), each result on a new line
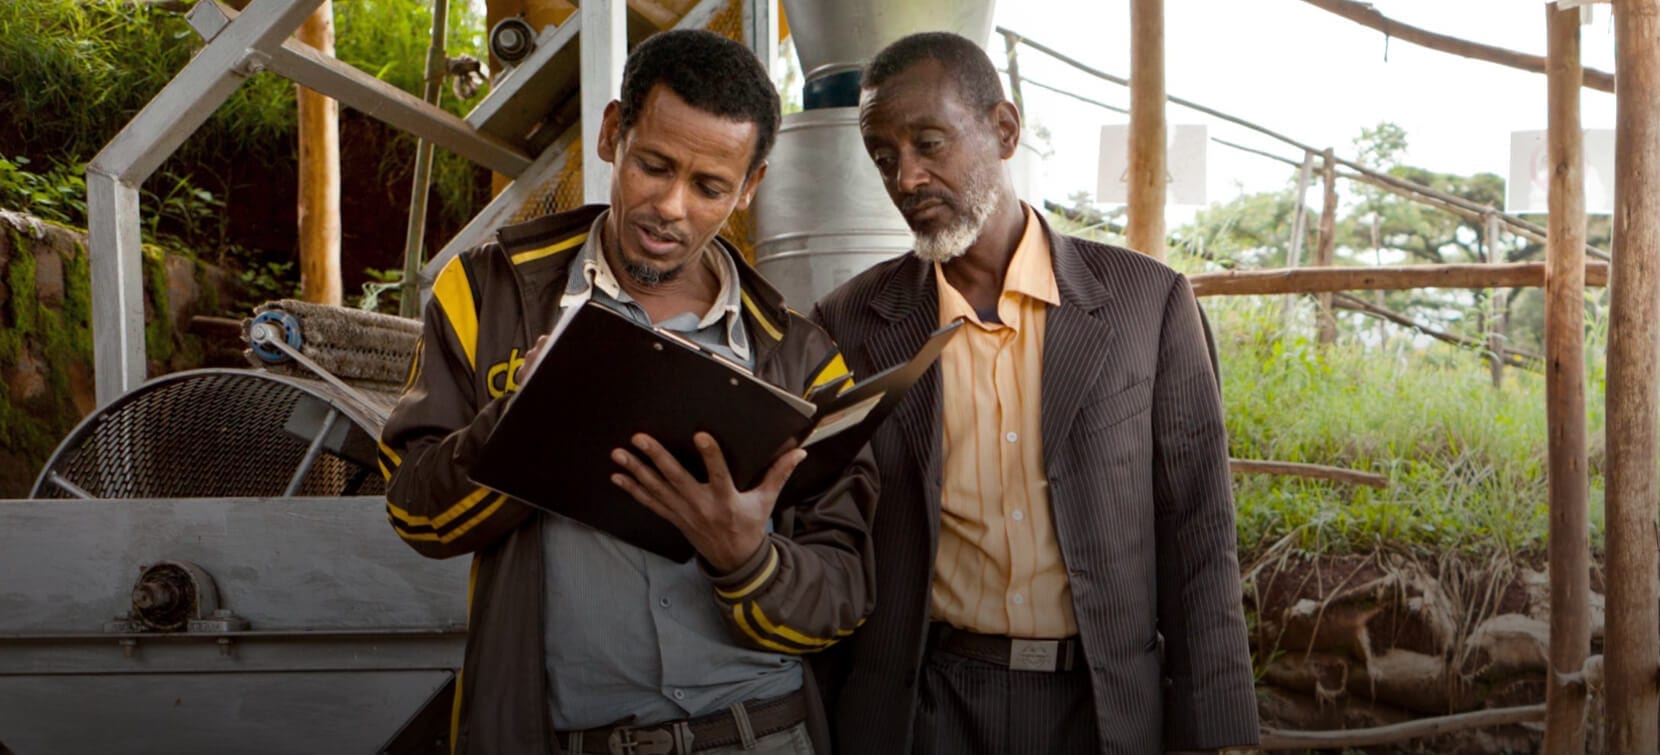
top-left (935, 202), bottom-right (1060, 328)
top-left (560, 210), bottom-right (749, 358)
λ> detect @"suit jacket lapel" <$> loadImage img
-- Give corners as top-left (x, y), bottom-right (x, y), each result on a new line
top-left (861, 256), bottom-right (943, 534)
top-left (1040, 222), bottom-right (1115, 472)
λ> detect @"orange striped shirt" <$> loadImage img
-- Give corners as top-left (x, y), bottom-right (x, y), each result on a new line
top-left (930, 203), bottom-right (1076, 639)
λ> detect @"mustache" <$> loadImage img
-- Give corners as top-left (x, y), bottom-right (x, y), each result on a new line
top-left (899, 189), bottom-right (957, 216)
top-left (633, 217), bottom-right (688, 244)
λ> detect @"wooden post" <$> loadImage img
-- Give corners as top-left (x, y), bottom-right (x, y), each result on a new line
top-left (296, 0), bottom-right (342, 305)
top-left (1315, 148), bottom-right (1338, 344)
top-left (1001, 30), bottom-right (1026, 121)
top-left (1543, 3), bottom-right (1590, 753)
top-left (1605, 0), bottom-right (1660, 750)
top-left (1126, 0), bottom-right (1165, 259)
top-left (1284, 150), bottom-right (1315, 329)
top-left (1486, 213), bottom-right (1507, 388)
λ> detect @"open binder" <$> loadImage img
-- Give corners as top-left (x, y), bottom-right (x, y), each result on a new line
top-left (470, 301), bottom-right (961, 561)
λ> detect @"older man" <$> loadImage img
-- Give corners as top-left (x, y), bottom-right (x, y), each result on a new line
top-left (382, 29), bottom-right (876, 755)
top-left (812, 32), bottom-right (1258, 754)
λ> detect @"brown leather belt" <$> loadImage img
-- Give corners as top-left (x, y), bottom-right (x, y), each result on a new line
top-left (927, 622), bottom-right (1083, 673)
top-left (556, 689), bottom-right (807, 755)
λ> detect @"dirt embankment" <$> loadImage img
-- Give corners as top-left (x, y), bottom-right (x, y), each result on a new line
top-left (1246, 545), bottom-right (1608, 754)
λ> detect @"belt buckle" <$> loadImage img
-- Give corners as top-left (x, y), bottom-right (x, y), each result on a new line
top-left (1008, 638), bottom-right (1060, 672)
top-left (608, 726), bottom-right (674, 755)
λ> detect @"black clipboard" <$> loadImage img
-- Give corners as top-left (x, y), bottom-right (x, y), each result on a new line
top-left (470, 301), bottom-right (961, 561)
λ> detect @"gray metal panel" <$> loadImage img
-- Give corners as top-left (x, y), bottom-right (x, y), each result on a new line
top-left (779, 0), bottom-right (995, 77)
top-left (86, 172), bottom-right (147, 407)
top-left (580, 0), bottom-right (626, 204)
top-left (750, 108), bottom-right (913, 307)
top-left (0, 671), bottom-right (451, 755)
top-left (266, 38), bottom-right (531, 177)
top-left (0, 498), bottom-right (469, 634)
top-left (744, 0), bottom-right (778, 78)
top-left (465, 19), bottom-right (583, 145)
top-left (87, 0), bottom-right (325, 182)
top-left (421, 124), bottom-right (580, 292)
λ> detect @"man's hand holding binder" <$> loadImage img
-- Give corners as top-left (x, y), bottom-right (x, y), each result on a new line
top-left (471, 302), bottom-right (961, 563)
top-left (609, 431), bottom-right (807, 573)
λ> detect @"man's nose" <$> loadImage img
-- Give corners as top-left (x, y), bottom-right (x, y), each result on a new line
top-left (895, 149), bottom-right (930, 196)
top-left (654, 180), bottom-right (689, 222)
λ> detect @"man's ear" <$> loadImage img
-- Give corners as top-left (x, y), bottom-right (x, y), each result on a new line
top-left (993, 101), bottom-right (1021, 160)
top-left (734, 161), bottom-right (768, 211)
top-left (597, 100), bottom-right (622, 165)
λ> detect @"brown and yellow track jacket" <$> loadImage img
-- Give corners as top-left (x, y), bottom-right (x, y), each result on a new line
top-left (380, 205), bottom-right (878, 755)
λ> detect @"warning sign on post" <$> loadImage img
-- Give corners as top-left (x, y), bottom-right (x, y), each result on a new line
top-left (1097, 124), bottom-right (1208, 207)
top-left (1506, 129), bottom-right (1614, 215)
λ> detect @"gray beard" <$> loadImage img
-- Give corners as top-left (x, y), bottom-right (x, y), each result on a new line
top-left (912, 176), bottom-right (1001, 264)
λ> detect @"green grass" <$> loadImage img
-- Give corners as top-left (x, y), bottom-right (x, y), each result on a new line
top-left (1208, 294), bottom-right (1607, 560)
top-left (1048, 211), bottom-right (1609, 560)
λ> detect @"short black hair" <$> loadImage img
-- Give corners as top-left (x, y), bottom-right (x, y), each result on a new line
top-left (862, 32), bottom-right (1005, 115)
top-left (618, 29), bottom-right (781, 175)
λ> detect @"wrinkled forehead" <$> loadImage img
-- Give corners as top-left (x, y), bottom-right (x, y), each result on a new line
top-left (858, 61), bottom-right (971, 131)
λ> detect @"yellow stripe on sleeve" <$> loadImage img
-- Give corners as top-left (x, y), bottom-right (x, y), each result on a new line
top-left (431, 256), bottom-right (480, 370)
top-left (732, 603), bottom-right (799, 653)
top-left (740, 291), bottom-right (784, 342)
top-left (715, 545), bottom-right (779, 600)
top-left (751, 602), bottom-right (838, 648)
top-left (510, 233), bottom-right (588, 265)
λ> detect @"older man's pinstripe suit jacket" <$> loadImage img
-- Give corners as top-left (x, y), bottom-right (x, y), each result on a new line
top-left (809, 214), bottom-right (1260, 754)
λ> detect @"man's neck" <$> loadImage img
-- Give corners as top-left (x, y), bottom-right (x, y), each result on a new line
top-left (940, 198), bottom-right (1029, 312)
top-left (601, 223), bottom-right (721, 324)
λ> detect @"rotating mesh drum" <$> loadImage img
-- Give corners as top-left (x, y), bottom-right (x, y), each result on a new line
top-left (29, 369), bottom-right (391, 499)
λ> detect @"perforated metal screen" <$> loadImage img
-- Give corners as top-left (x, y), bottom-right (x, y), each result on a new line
top-left (32, 371), bottom-right (386, 500)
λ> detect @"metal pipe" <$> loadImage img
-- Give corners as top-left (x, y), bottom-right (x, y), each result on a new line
top-left (284, 408), bottom-right (341, 496)
top-left (399, 0), bottom-right (450, 319)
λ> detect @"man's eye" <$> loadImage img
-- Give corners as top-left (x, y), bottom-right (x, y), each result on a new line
top-left (697, 184), bottom-right (727, 199)
top-left (639, 161), bottom-right (669, 175)
top-left (918, 139), bottom-right (943, 153)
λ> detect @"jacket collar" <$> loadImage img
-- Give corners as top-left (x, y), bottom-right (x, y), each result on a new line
top-left (492, 204), bottom-right (792, 346)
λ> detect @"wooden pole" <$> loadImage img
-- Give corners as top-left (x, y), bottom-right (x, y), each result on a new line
top-left (1228, 459), bottom-right (1386, 488)
top-left (1604, 0), bottom-right (1660, 749)
top-left (1543, 4), bottom-right (1590, 753)
top-left (1126, 0), bottom-right (1165, 259)
top-left (1486, 214), bottom-right (1507, 388)
top-left (399, 0), bottom-right (449, 318)
top-left (1284, 150), bottom-right (1315, 329)
top-left (296, 0), bottom-right (342, 306)
top-left (1001, 30), bottom-right (1026, 121)
top-left (1296, 0), bottom-right (1615, 93)
top-left (1189, 261), bottom-right (1608, 297)
top-left (1315, 148), bottom-right (1338, 344)
top-left (1261, 704), bottom-right (1545, 751)
top-left (1332, 292), bottom-right (1542, 369)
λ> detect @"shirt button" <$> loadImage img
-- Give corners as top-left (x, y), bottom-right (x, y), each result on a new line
top-left (658, 596), bottom-right (671, 608)
top-left (1005, 431), bottom-right (1018, 443)
top-left (672, 689), bottom-right (686, 700)
top-left (1011, 509), bottom-right (1025, 522)
top-left (1012, 593), bottom-right (1025, 606)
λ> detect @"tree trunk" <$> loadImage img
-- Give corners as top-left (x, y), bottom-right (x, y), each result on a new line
top-left (296, 1), bottom-right (341, 306)
top-left (1126, 0), bottom-right (1165, 259)
top-left (1605, 0), bottom-right (1660, 750)
top-left (1543, 4), bottom-right (1590, 753)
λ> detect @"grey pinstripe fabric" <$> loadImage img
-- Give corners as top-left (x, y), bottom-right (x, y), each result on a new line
top-left (809, 215), bottom-right (1259, 754)
top-left (912, 648), bottom-right (1097, 754)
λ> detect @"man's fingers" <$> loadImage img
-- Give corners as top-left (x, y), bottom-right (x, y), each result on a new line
top-left (760, 448), bottom-right (808, 494)
top-left (693, 433), bottom-right (735, 491)
top-left (612, 447), bottom-right (675, 504)
top-left (611, 472), bottom-right (676, 523)
top-left (631, 434), bottom-right (703, 491)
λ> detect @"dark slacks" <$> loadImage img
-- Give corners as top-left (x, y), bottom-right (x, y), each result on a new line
top-left (910, 646), bottom-right (1099, 755)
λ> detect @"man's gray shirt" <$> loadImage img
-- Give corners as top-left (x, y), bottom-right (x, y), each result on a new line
top-left (541, 213), bottom-right (802, 731)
